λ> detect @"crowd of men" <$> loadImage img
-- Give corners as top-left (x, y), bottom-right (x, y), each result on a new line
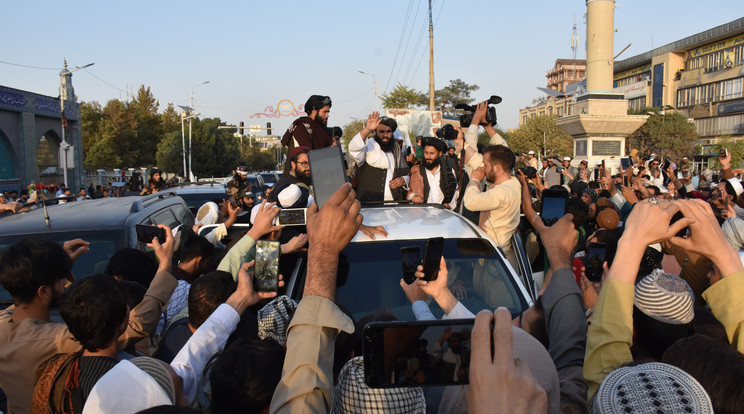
top-left (1, 93), bottom-right (744, 414)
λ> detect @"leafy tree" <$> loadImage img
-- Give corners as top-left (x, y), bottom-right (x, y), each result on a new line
top-left (506, 115), bottom-right (573, 159)
top-left (155, 131), bottom-right (184, 175)
top-left (435, 79), bottom-right (479, 117)
top-left (80, 101), bottom-right (102, 155)
top-left (342, 119), bottom-right (366, 153)
top-left (711, 136), bottom-right (744, 169)
top-left (627, 107), bottom-right (697, 160)
top-left (161, 103), bottom-right (181, 134)
top-left (130, 86), bottom-right (163, 166)
top-left (381, 84), bottom-right (427, 109)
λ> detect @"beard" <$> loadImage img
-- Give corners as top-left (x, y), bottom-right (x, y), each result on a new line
top-left (312, 114), bottom-right (327, 127)
top-left (294, 169), bottom-right (312, 186)
top-left (424, 157), bottom-right (441, 170)
top-left (374, 135), bottom-right (395, 153)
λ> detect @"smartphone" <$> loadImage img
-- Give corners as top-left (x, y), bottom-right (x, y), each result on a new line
top-left (540, 188), bottom-right (569, 226)
top-left (363, 319), bottom-right (474, 388)
top-left (277, 208), bottom-right (307, 226)
top-left (593, 168), bottom-right (600, 182)
top-left (254, 240), bottom-right (280, 292)
top-left (572, 254), bottom-right (585, 287)
top-left (401, 247), bottom-right (421, 285)
top-left (720, 148), bottom-right (729, 158)
top-left (422, 237), bottom-right (444, 281)
top-left (582, 242), bottom-right (607, 282)
top-left (663, 157), bottom-right (672, 171)
top-left (309, 146), bottom-right (348, 210)
top-left (135, 224), bottom-right (166, 244)
top-left (623, 175), bottom-right (630, 187)
top-left (620, 157), bottom-right (631, 171)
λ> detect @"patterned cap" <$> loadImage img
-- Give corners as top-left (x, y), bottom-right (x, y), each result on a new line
top-left (591, 362), bottom-right (712, 414)
top-left (129, 357), bottom-right (176, 404)
top-left (634, 269), bottom-right (695, 324)
top-left (257, 295), bottom-right (298, 346)
top-left (330, 357), bottom-right (425, 414)
top-left (583, 187), bottom-right (598, 203)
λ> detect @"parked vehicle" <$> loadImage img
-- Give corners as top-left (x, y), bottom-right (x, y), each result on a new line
top-left (0, 193), bottom-right (194, 305)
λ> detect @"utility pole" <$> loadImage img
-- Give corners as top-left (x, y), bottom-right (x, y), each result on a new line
top-left (358, 71), bottom-right (380, 113)
top-left (188, 81), bottom-right (209, 181)
top-left (428, 0), bottom-right (435, 111)
top-left (59, 60), bottom-right (94, 189)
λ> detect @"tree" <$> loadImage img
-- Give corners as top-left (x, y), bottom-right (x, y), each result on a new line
top-left (130, 86), bottom-right (163, 166)
top-left (507, 115), bottom-right (573, 159)
top-left (342, 119), bottom-right (366, 153)
top-left (155, 131), bottom-right (183, 175)
top-left (435, 79), bottom-right (479, 117)
top-left (627, 108), bottom-right (697, 160)
top-left (381, 84), bottom-right (427, 109)
top-left (80, 101), bottom-right (102, 155)
top-left (711, 136), bottom-right (744, 169)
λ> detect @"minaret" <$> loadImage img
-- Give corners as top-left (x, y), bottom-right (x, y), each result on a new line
top-left (59, 59), bottom-right (75, 112)
top-left (555, 0), bottom-right (647, 172)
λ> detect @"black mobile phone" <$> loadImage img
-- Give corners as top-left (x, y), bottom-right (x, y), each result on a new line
top-left (720, 148), bottom-right (729, 158)
top-left (540, 188), bottom-right (569, 226)
top-left (593, 168), bottom-right (600, 182)
top-left (401, 247), bottom-right (421, 285)
top-left (623, 175), bottom-right (630, 187)
top-left (309, 146), bottom-right (348, 210)
top-left (663, 157), bottom-right (671, 171)
top-left (582, 242), bottom-right (607, 282)
top-left (135, 224), bottom-right (166, 244)
top-left (363, 319), bottom-right (474, 388)
top-left (254, 240), bottom-right (280, 292)
top-left (620, 157), bottom-right (631, 171)
top-left (422, 237), bottom-right (444, 281)
top-left (712, 174), bottom-right (720, 183)
top-left (277, 208), bottom-right (307, 226)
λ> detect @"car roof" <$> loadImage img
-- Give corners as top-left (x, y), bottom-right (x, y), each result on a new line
top-left (169, 182), bottom-right (227, 194)
top-left (351, 205), bottom-right (489, 242)
top-left (0, 193), bottom-right (184, 235)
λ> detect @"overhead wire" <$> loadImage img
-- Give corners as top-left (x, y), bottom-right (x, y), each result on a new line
top-left (392, 0), bottom-right (424, 89)
top-left (384, 0), bottom-right (415, 93)
top-left (82, 68), bottom-right (127, 93)
top-left (406, 0), bottom-right (446, 87)
top-left (0, 60), bottom-right (61, 70)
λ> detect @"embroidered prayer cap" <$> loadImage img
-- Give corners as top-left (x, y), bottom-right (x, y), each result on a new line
top-left (330, 357), bottom-right (425, 414)
top-left (288, 146), bottom-right (311, 161)
top-left (591, 362), bottom-right (712, 414)
top-left (83, 359), bottom-right (172, 413)
top-left (196, 201), bottom-right (219, 226)
top-left (634, 269), bottom-right (695, 324)
top-left (275, 184), bottom-right (311, 209)
top-left (583, 187), bottom-right (598, 203)
top-left (130, 357), bottom-right (177, 404)
top-left (257, 295), bottom-right (298, 345)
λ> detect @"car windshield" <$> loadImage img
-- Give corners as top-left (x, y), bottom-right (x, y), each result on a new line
top-left (176, 192), bottom-right (227, 214)
top-left (245, 177), bottom-right (260, 187)
top-left (291, 238), bottom-right (528, 322)
top-left (260, 173), bottom-right (277, 184)
top-left (0, 230), bottom-right (125, 303)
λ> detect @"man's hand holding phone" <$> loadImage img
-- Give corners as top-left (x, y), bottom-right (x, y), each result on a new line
top-left (468, 308), bottom-right (548, 414)
top-left (146, 224), bottom-right (175, 272)
top-left (226, 261), bottom-right (284, 315)
top-left (411, 257), bottom-right (458, 315)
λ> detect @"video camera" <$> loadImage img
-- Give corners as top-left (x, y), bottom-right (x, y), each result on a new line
top-left (435, 124), bottom-right (458, 140)
top-left (455, 95), bottom-right (502, 128)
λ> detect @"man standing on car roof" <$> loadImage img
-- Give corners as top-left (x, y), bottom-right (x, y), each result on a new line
top-left (269, 147), bottom-right (312, 204)
top-left (349, 111), bottom-right (410, 203)
top-left (281, 95), bottom-right (333, 173)
top-left (407, 137), bottom-right (458, 210)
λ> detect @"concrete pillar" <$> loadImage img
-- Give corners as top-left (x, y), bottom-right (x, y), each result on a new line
top-left (585, 0), bottom-right (615, 93)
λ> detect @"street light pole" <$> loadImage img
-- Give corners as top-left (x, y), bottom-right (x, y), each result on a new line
top-left (188, 81), bottom-right (209, 181)
top-left (358, 71), bottom-right (380, 113)
top-left (59, 60), bottom-right (94, 188)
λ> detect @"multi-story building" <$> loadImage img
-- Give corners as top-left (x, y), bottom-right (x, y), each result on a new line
top-left (519, 59), bottom-right (586, 127)
top-left (520, 17), bottom-right (744, 165)
top-left (547, 59), bottom-right (586, 93)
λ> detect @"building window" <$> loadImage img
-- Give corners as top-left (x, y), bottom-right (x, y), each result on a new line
top-left (693, 114), bottom-right (744, 137)
top-left (628, 97), bottom-right (646, 112)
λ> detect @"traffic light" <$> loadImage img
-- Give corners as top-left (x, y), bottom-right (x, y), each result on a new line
top-left (266, 122), bottom-right (272, 135)
top-left (239, 121), bottom-right (244, 134)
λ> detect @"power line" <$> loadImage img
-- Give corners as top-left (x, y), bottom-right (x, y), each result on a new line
top-left (407, 0), bottom-right (446, 87)
top-left (0, 60), bottom-right (61, 70)
top-left (82, 68), bottom-right (127, 93)
top-left (393, 0), bottom-right (424, 88)
top-left (384, 0), bottom-right (415, 93)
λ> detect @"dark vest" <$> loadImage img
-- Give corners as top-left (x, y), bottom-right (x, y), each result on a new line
top-left (355, 142), bottom-right (409, 203)
top-left (420, 162), bottom-right (457, 205)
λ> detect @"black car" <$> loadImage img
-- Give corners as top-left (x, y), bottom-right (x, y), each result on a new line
top-left (0, 193), bottom-right (194, 305)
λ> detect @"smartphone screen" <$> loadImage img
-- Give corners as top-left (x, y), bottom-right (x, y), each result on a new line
top-left (593, 168), bottom-right (600, 181)
top-left (540, 189), bottom-right (569, 226)
top-left (401, 247), bottom-right (421, 285)
top-left (277, 208), bottom-right (307, 226)
top-left (309, 146), bottom-right (348, 209)
top-left (135, 224), bottom-right (166, 244)
top-left (582, 242), bottom-right (607, 282)
top-left (620, 157), bottom-right (631, 171)
top-left (422, 237), bottom-right (444, 281)
top-left (623, 175), bottom-right (630, 187)
top-left (255, 240), bottom-right (280, 292)
top-left (363, 319), bottom-right (474, 388)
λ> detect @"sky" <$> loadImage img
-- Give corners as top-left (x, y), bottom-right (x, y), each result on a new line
top-left (2, 1), bottom-right (742, 137)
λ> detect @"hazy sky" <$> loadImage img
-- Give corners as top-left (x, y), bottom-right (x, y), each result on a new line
top-left (2, 1), bottom-right (741, 136)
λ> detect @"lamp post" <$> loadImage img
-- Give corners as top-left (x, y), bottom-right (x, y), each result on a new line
top-left (358, 71), bottom-right (380, 113)
top-left (188, 81), bottom-right (209, 181)
top-left (59, 61), bottom-right (94, 188)
top-left (177, 105), bottom-right (193, 179)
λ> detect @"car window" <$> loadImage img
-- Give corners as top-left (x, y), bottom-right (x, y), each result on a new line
top-left (0, 230), bottom-right (125, 303)
top-left (291, 238), bottom-right (528, 322)
top-left (150, 208), bottom-right (178, 228)
top-left (260, 173), bottom-right (277, 184)
top-left (172, 204), bottom-right (194, 227)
